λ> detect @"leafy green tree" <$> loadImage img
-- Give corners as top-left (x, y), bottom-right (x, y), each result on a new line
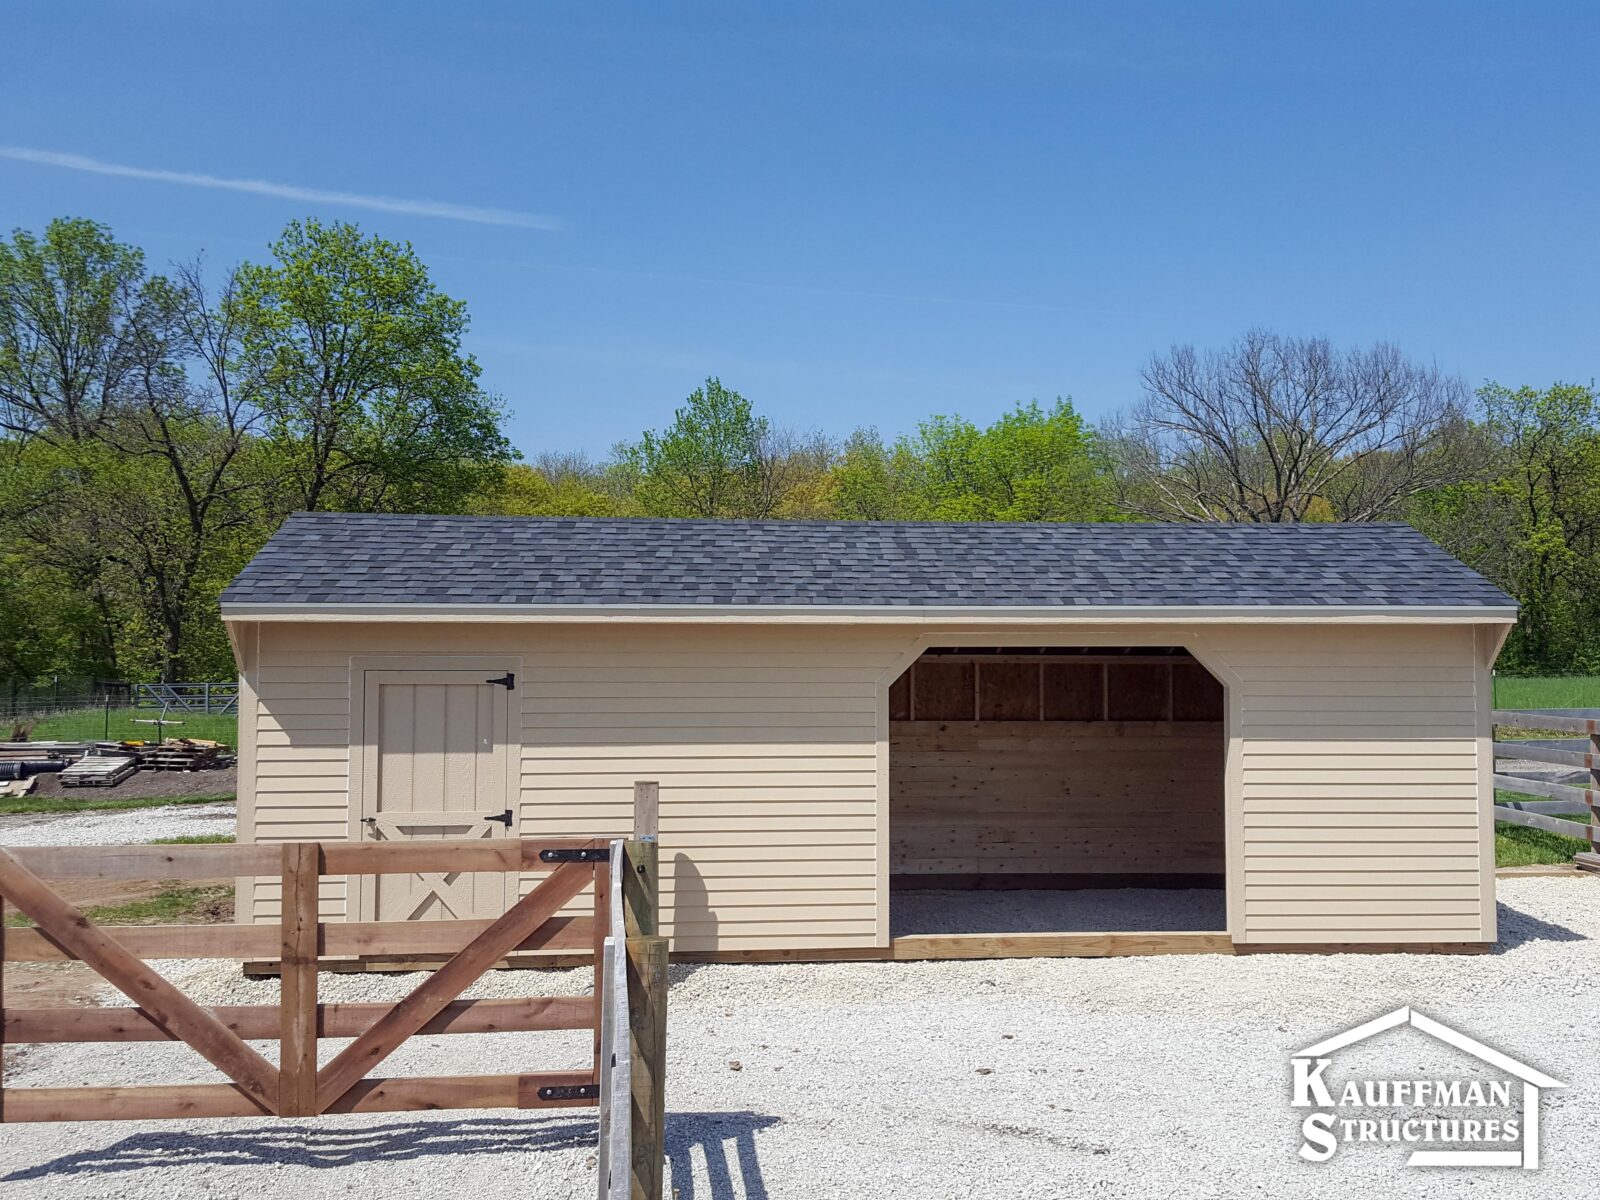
top-left (1414, 383), bottom-right (1600, 671)
top-left (828, 400), bottom-right (1114, 521)
top-left (827, 428), bottom-right (904, 520)
top-left (902, 399), bottom-right (1114, 520)
top-left (232, 219), bottom-right (513, 514)
top-left (469, 458), bottom-right (640, 517)
top-left (620, 377), bottom-right (823, 518)
top-left (0, 218), bottom-right (154, 444)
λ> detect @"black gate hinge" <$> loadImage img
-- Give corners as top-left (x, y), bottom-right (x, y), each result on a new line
top-left (538, 1083), bottom-right (599, 1101)
top-left (485, 672), bottom-right (515, 690)
top-left (539, 846), bottom-right (611, 863)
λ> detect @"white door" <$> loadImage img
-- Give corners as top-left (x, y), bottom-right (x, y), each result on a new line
top-left (354, 669), bottom-right (517, 921)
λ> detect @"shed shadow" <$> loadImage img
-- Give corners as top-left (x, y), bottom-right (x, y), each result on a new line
top-left (1492, 901), bottom-right (1587, 951)
top-left (4, 1111), bottom-right (780, 1200)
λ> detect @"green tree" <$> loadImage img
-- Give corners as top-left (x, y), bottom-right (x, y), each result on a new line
top-left (0, 223), bottom-right (271, 680)
top-left (469, 457), bottom-right (640, 517)
top-left (1414, 383), bottom-right (1600, 672)
top-left (620, 377), bottom-right (826, 518)
top-left (232, 219), bottom-right (513, 514)
top-left (904, 399), bottom-right (1114, 520)
top-left (0, 217), bottom-right (153, 444)
top-left (828, 400), bottom-right (1114, 521)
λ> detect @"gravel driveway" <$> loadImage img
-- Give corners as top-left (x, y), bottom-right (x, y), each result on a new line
top-left (0, 801), bottom-right (236, 847)
top-left (2, 877), bottom-right (1596, 1198)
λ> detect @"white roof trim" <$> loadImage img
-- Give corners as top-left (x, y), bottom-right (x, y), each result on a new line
top-left (221, 601), bottom-right (1519, 624)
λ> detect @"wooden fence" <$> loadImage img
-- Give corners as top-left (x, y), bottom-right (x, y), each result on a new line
top-left (0, 821), bottom-right (668, 1197)
top-left (1491, 709), bottom-right (1600, 874)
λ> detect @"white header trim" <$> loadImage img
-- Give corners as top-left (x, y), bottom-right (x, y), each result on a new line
top-left (221, 601), bottom-right (1518, 625)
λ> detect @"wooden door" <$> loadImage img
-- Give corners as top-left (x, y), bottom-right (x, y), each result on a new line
top-left (355, 669), bottom-right (516, 921)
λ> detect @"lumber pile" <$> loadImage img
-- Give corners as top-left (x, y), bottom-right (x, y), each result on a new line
top-left (132, 737), bottom-right (231, 772)
top-left (60, 755), bottom-right (139, 788)
top-left (0, 742), bottom-right (91, 763)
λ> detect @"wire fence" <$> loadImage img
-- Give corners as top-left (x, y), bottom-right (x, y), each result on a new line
top-left (0, 678), bottom-right (131, 725)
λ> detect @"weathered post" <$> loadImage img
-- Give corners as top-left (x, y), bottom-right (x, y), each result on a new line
top-left (279, 842), bottom-right (320, 1117)
top-left (625, 781), bottom-right (666, 1200)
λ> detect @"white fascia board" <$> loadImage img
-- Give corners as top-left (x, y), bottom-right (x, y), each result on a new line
top-left (221, 602), bottom-right (1519, 624)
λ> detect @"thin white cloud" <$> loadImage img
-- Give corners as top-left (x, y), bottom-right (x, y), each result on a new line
top-left (0, 146), bottom-right (562, 231)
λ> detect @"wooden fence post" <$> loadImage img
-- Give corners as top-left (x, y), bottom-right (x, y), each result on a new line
top-left (633, 781), bottom-right (659, 841)
top-left (624, 780), bottom-right (666, 1200)
top-left (1, 894), bottom-right (7, 1124)
top-left (626, 934), bottom-right (668, 1200)
top-left (280, 842), bottom-right (320, 1117)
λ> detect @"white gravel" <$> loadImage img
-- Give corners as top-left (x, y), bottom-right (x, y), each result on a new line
top-left (0, 802), bottom-right (236, 847)
top-left (3, 876), bottom-right (1597, 1198)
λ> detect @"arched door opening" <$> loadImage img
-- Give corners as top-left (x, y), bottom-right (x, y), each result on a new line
top-left (887, 645), bottom-right (1227, 939)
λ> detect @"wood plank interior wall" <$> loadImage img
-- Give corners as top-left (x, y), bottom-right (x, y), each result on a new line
top-left (889, 656), bottom-right (1225, 723)
top-left (889, 653), bottom-right (1226, 885)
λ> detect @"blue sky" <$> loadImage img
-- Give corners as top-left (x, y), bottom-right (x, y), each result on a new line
top-left (3, 2), bottom-right (1596, 457)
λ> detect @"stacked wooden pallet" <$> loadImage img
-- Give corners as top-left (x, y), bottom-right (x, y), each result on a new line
top-left (0, 742), bottom-right (89, 763)
top-left (59, 755), bottom-right (139, 788)
top-left (137, 738), bottom-right (228, 772)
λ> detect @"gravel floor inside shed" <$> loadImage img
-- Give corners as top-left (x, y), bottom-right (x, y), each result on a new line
top-left (3, 877), bottom-right (1596, 1199)
top-left (890, 887), bottom-right (1227, 934)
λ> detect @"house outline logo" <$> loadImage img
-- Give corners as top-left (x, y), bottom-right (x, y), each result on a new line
top-left (1291, 1006), bottom-right (1566, 1169)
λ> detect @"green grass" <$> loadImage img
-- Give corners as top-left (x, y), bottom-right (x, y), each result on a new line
top-left (1494, 785), bottom-right (1591, 866)
top-left (0, 792), bottom-right (235, 815)
top-left (1495, 823), bottom-right (1589, 867)
top-left (4, 882), bottom-right (234, 928)
top-left (20, 706), bottom-right (237, 746)
top-left (1493, 675), bottom-right (1600, 710)
top-left (148, 833), bottom-right (235, 844)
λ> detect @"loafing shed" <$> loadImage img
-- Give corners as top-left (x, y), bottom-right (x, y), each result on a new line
top-left (221, 514), bottom-right (1517, 960)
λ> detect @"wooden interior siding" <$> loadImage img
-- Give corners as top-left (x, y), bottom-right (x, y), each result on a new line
top-left (888, 656), bottom-right (1224, 724)
top-left (890, 721), bottom-right (1225, 881)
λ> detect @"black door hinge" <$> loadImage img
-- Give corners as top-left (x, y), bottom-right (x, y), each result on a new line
top-left (483, 809), bottom-right (513, 827)
top-left (539, 846), bottom-right (611, 863)
top-left (485, 672), bottom-right (515, 689)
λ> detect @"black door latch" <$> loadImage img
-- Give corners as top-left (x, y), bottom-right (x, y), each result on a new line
top-left (483, 809), bottom-right (513, 826)
top-left (485, 672), bottom-right (515, 689)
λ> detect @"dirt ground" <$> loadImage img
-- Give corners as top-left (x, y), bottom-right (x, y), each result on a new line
top-left (25, 763), bottom-right (236, 799)
top-left (4, 876), bottom-right (233, 1011)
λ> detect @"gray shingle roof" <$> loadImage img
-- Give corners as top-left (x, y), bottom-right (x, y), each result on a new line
top-left (220, 513), bottom-right (1515, 611)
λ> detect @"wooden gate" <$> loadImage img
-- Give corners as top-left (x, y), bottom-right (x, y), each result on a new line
top-left (0, 827), bottom-right (668, 1195)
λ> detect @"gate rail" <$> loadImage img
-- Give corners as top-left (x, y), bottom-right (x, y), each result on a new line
top-left (0, 827), bottom-right (667, 1195)
top-left (133, 681), bottom-right (240, 714)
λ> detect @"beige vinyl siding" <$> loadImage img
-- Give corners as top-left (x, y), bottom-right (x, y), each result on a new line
top-left (518, 635), bottom-right (896, 951)
top-left (247, 653), bottom-right (354, 921)
top-left (239, 616), bottom-right (1499, 950)
top-left (1199, 623), bottom-right (1488, 944)
top-left (244, 623), bottom-right (905, 950)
